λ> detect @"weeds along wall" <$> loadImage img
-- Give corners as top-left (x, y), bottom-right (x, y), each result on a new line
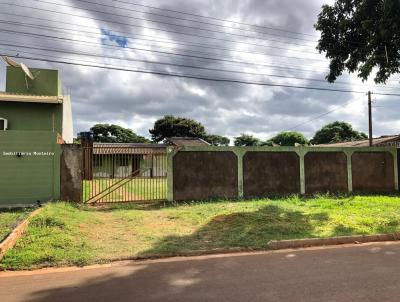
top-left (167, 146), bottom-right (399, 201)
top-left (0, 131), bottom-right (61, 207)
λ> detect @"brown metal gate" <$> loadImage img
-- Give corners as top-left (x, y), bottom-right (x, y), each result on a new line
top-left (82, 143), bottom-right (167, 203)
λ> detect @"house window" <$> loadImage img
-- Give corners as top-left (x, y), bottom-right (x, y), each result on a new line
top-left (118, 156), bottom-right (129, 167)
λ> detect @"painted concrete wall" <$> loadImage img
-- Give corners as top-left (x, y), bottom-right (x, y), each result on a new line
top-left (168, 146), bottom-right (398, 201)
top-left (243, 152), bottom-right (300, 197)
top-left (352, 152), bottom-right (395, 192)
top-left (0, 131), bottom-right (61, 206)
top-left (172, 151), bottom-right (238, 201)
top-left (0, 102), bottom-right (63, 133)
top-left (6, 67), bottom-right (61, 96)
top-left (305, 152), bottom-right (348, 194)
top-left (62, 95), bottom-right (73, 144)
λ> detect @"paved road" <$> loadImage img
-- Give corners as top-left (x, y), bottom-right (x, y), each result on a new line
top-left (2, 242), bottom-right (400, 302)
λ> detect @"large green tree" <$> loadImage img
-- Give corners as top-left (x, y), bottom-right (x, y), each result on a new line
top-left (311, 121), bottom-right (367, 145)
top-left (315, 0), bottom-right (400, 83)
top-left (149, 115), bottom-right (207, 142)
top-left (205, 134), bottom-right (230, 146)
top-left (79, 124), bottom-right (149, 143)
top-left (268, 131), bottom-right (309, 146)
top-left (234, 134), bottom-right (261, 146)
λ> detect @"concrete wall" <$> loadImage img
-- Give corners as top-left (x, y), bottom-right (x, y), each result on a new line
top-left (168, 147), bottom-right (398, 201)
top-left (243, 152), bottom-right (300, 197)
top-left (172, 151), bottom-right (238, 201)
top-left (0, 131), bottom-right (61, 207)
top-left (0, 102), bottom-right (63, 133)
top-left (60, 144), bottom-right (82, 202)
top-left (305, 152), bottom-right (348, 194)
top-left (6, 67), bottom-right (61, 96)
top-left (352, 152), bottom-right (394, 192)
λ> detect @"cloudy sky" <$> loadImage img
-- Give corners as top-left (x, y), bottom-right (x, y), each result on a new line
top-left (0, 0), bottom-right (399, 142)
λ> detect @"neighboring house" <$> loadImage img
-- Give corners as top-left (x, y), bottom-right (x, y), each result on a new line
top-left (92, 143), bottom-right (167, 178)
top-left (0, 65), bottom-right (73, 206)
top-left (165, 137), bottom-right (210, 147)
top-left (317, 135), bottom-right (400, 147)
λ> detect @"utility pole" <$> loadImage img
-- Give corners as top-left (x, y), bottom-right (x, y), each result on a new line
top-left (368, 91), bottom-right (373, 147)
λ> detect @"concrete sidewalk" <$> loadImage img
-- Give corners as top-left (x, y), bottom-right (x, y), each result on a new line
top-left (2, 242), bottom-right (400, 302)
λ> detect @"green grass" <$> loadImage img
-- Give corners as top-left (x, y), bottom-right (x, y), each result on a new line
top-left (83, 178), bottom-right (167, 202)
top-left (0, 208), bottom-right (33, 242)
top-left (3, 195), bottom-right (400, 270)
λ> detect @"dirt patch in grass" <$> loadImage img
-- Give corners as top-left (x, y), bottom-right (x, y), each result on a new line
top-left (2, 195), bottom-right (400, 270)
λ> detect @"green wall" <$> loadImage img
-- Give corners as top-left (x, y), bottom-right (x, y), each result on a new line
top-left (0, 102), bottom-right (62, 133)
top-left (0, 131), bottom-right (61, 206)
top-left (6, 67), bottom-right (61, 96)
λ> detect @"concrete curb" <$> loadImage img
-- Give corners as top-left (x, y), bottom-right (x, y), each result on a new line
top-left (268, 233), bottom-right (400, 250)
top-left (0, 207), bottom-right (43, 260)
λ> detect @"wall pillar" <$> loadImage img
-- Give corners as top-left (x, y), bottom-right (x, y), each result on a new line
top-left (234, 149), bottom-right (246, 199)
top-left (345, 150), bottom-right (353, 193)
top-left (166, 147), bottom-right (176, 201)
top-left (392, 149), bottom-right (399, 191)
top-left (297, 148), bottom-right (306, 195)
top-left (60, 144), bottom-right (83, 202)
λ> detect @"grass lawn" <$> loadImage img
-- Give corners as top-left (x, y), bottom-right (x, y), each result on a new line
top-left (2, 195), bottom-right (400, 270)
top-left (0, 208), bottom-right (33, 243)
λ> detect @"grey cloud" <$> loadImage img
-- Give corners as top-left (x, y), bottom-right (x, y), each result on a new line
top-left (0, 0), bottom-right (398, 141)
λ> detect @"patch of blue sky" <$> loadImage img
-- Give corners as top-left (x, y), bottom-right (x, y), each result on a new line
top-left (101, 28), bottom-right (128, 48)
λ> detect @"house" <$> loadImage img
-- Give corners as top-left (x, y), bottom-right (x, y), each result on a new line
top-left (0, 65), bottom-right (73, 206)
top-left (317, 135), bottom-right (400, 148)
top-left (165, 137), bottom-right (210, 147)
top-left (0, 66), bottom-right (73, 142)
top-left (91, 143), bottom-right (167, 179)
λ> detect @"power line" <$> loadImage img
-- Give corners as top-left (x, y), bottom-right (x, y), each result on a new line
top-left (0, 28), bottom-right (331, 76)
top-left (0, 52), bottom-right (364, 92)
top-left (0, 19), bottom-right (319, 56)
top-left (282, 94), bottom-right (366, 133)
top-left (0, 28), bottom-right (329, 69)
top-left (30, 0), bottom-right (377, 48)
top-left (2, 26), bottom-right (398, 87)
top-left (63, 0), bottom-right (318, 43)
top-left (87, 0), bottom-right (319, 38)
top-left (1, 2), bottom-right (319, 49)
top-left (2, 51), bottom-right (400, 96)
top-left (2, 41), bottom-right (398, 91)
top-left (0, 3), bottom-right (387, 59)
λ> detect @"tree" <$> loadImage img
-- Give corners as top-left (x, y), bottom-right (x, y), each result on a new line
top-left (268, 131), bottom-right (309, 146)
top-left (234, 134), bottom-right (261, 146)
top-left (149, 115), bottom-right (207, 143)
top-left (311, 121), bottom-right (367, 145)
top-left (205, 134), bottom-right (230, 146)
top-left (315, 0), bottom-right (400, 83)
top-left (78, 124), bottom-right (149, 143)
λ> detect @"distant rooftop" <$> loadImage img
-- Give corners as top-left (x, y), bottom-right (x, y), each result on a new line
top-left (317, 135), bottom-right (400, 147)
top-left (93, 143), bottom-right (167, 155)
top-left (165, 137), bottom-right (210, 147)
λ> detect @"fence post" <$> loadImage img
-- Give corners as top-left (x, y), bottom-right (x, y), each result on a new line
top-left (345, 150), bottom-right (353, 193)
top-left (392, 149), bottom-right (399, 191)
top-left (166, 147), bottom-right (176, 201)
top-left (234, 149), bottom-right (246, 199)
top-left (298, 148), bottom-right (306, 195)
